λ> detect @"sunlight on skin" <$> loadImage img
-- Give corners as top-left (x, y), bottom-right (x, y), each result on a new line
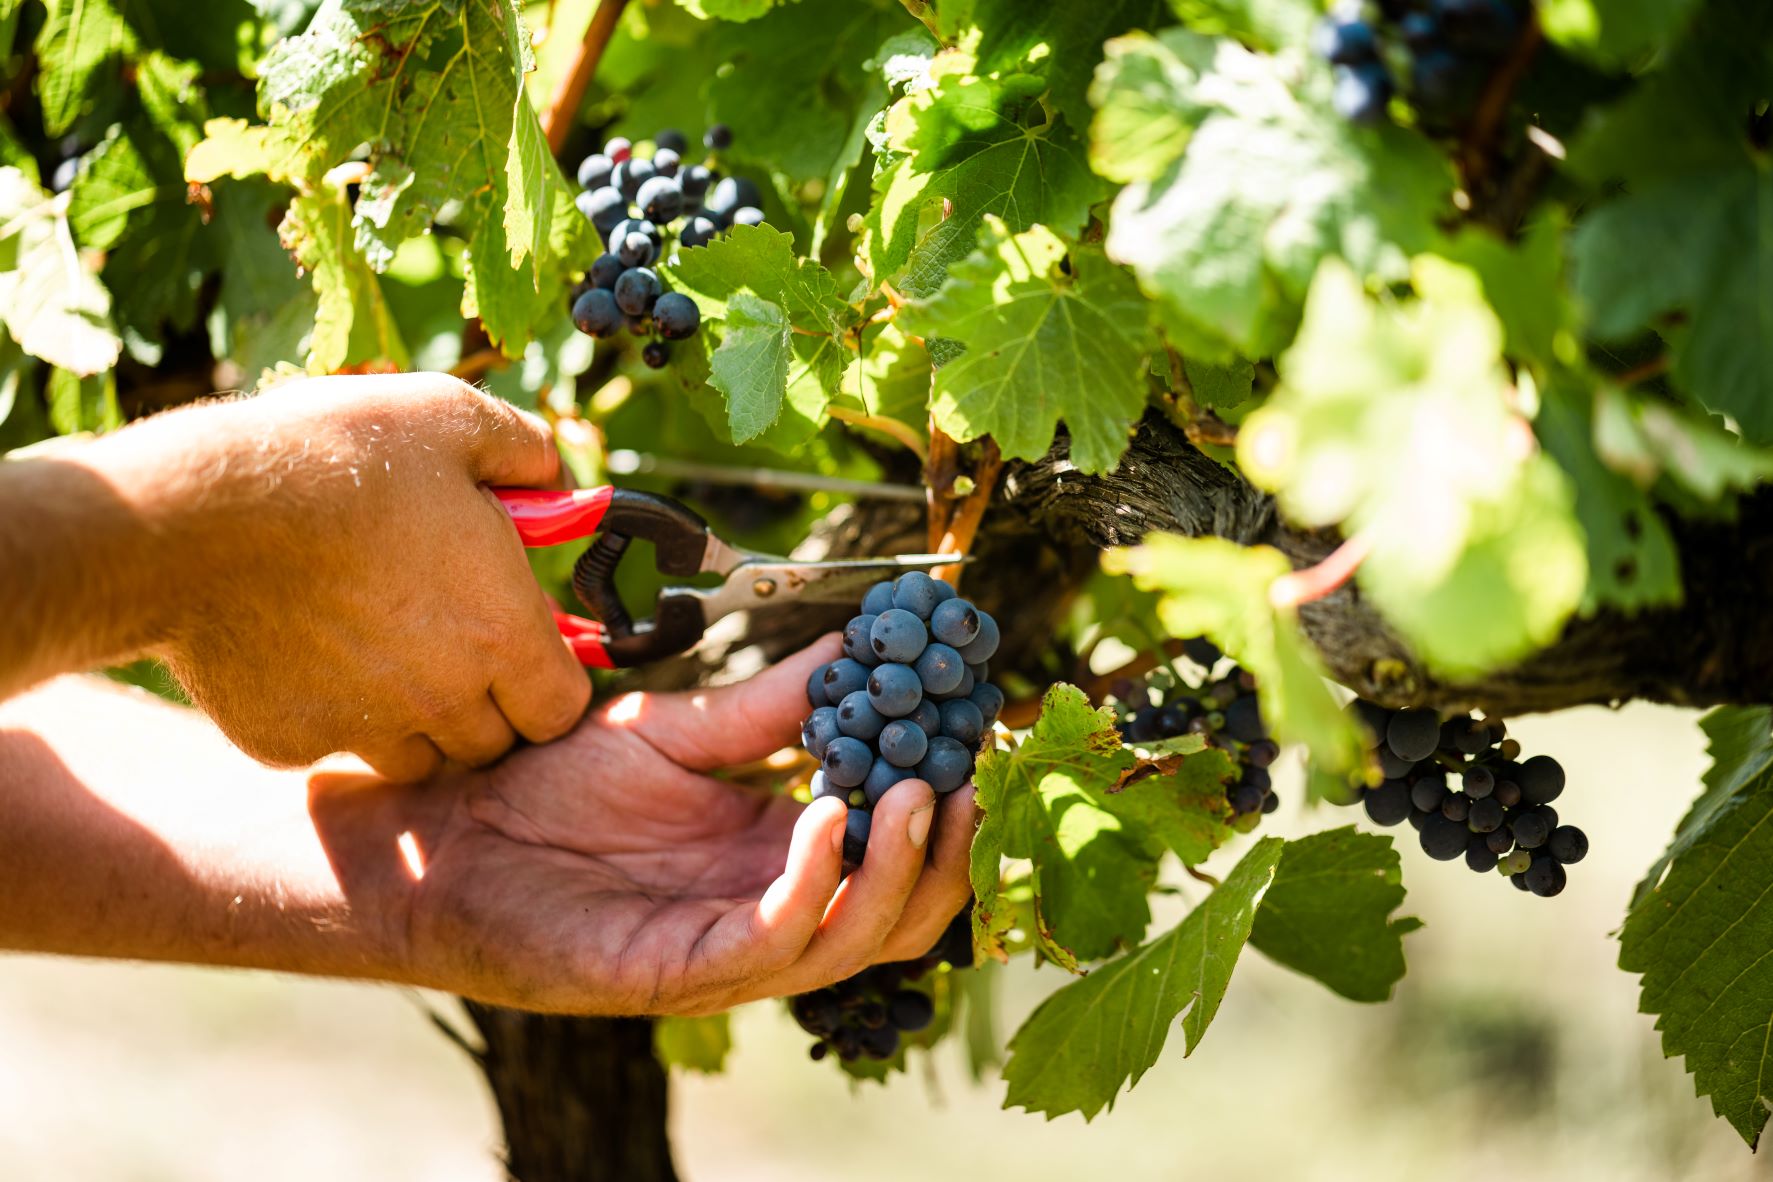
top-left (396, 830), bottom-right (426, 881)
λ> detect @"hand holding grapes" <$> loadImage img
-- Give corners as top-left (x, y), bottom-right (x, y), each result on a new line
top-left (314, 639), bottom-right (978, 1014)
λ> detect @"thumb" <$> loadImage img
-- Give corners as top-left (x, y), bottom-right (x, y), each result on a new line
top-left (465, 391), bottom-right (562, 489)
top-left (599, 635), bottom-right (844, 772)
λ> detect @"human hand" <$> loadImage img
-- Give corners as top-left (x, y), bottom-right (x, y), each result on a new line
top-left (97, 372), bottom-right (589, 779)
top-left (319, 639), bottom-right (978, 1014)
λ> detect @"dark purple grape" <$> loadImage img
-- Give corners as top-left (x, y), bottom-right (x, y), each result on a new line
top-left (801, 707), bottom-right (839, 760)
top-left (843, 807), bottom-right (871, 864)
top-left (1519, 755), bottom-right (1566, 805)
top-left (571, 287), bottom-right (622, 338)
top-left (1523, 854), bottom-right (1567, 897)
top-left (842, 614), bottom-right (880, 666)
top-left (654, 293), bottom-right (700, 340)
top-left (1420, 813), bottom-right (1468, 860)
top-left (614, 267), bottom-right (661, 316)
top-left (637, 174), bottom-right (683, 223)
top-left (1548, 825), bottom-right (1589, 865)
top-left (888, 990), bottom-right (934, 1032)
top-left (704, 124), bottom-right (733, 150)
top-left (917, 736), bottom-right (973, 793)
top-left (824, 737), bottom-right (872, 788)
top-left (1364, 779), bottom-right (1412, 826)
top-left (879, 719), bottom-right (929, 768)
top-left (914, 643), bottom-right (966, 696)
top-left (1332, 61), bottom-right (1394, 125)
top-left (867, 663), bottom-right (922, 718)
top-left (870, 609), bottom-right (928, 664)
top-left (836, 690), bottom-right (887, 742)
top-left (577, 152), bottom-right (613, 190)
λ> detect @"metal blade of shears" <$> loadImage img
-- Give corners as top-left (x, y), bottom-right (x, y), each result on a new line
top-left (686, 554), bottom-right (968, 626)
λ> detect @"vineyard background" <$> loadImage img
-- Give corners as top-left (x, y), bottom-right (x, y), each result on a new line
top-left (7, 704), bottom-right (1766, 1182)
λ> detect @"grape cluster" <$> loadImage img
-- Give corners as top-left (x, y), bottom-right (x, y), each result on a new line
top-left (568, 124), bottom-right (766, 368)
top-left (1338, 702), bottom-right (1589, 896)
top-left (790, 910), bottom-right (972, 1063)
top-left (802, 572), bottom-right (1003, 870)
top-left (1111, 638), bottom-right (1282, 824)
top-left (1314, 0), bottom-right (1523, 126)
top-left (1106, 637), bottom-right (1276, 822)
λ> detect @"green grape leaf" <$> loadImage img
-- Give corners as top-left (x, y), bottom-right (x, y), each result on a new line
top-left (0, 168), bottom-right (122, 375)
top-left (1438, 216), bottom-right (1576, 373)
top-left (1001, 836), bottom-right (1283, 1120)
top-left (281, 185), bottom-right (407, 374)
top-left (898, 217), bottom-right (1154, 474)
top-left (705, 0), bottom-right (903, 184)
top-left (971, 684), bottom-right (1153, 966)
top-left (188, 0), bottom-right (587, 355)
top-left (709, 291), bottom-right (794, 441)
top-left (870, 59), bottom-right (1104, 297)
top-left (1630, 707), bottom-right (1773, 909)
top-left (1620, 755), bottom-right (1773, 1148)
top-left (1535, 383), bottom-right (1682, 615)
top-left (666, 225), bottom-right (856, 445)
top-left (676, 0), bottom-right (782, 20)
top-left (46, 367), bottom-right (121, 435)
top-left (1237, 259), bottom-right (1587, 678)
top-left (1097, 31), bottom-right (1451, 359)
top-left (1539, 0), bottom-right (1704, 66)
top-left (1592, 386), bottom-right (1773, 502)
top-left (1567, 5), bottom-right (1773, 442)
top-left (1104, 534), bottom-right (1369, 786)
top-left (1167, 0), bottom-right (1318, 51)
top-left (836, 320), bottom-right (931, 436)
top-left (947, 0), bottom-right (1170, 131)
top-left (1089, 26), bottom-right (1218, 185)
top-left (1182, 355), bottom-right (1255, 411)
top-left (654, 1013), bottom-right (732, 1073)
top-left (1249, 826), bottom-right (1418, 1003)
top-left (207, 177), bottom-right (315, 378)
top-left (1106, 743), bottom-right (1237, 866)
top-left (35, 0), bottom-right (135, 137)
top-left (67, 126), bottom-right (154, 251)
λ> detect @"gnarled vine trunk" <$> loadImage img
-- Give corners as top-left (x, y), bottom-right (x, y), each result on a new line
top-left (464, 412), bottom-right (1773, 1179)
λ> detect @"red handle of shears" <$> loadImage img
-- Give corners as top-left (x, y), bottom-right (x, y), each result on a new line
top-left (495, 486), bottom-right (615, 546)
top-left (495, 487), bottom-right (617, 669)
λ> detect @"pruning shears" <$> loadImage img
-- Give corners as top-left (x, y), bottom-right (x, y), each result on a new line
top-left (495, 486), bottom-right (960, 669)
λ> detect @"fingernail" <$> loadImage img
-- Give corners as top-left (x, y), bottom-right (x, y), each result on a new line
top-left (907, 801), bottom-right (936, 849)
top-left (832, 815), bottom-right (847, 854)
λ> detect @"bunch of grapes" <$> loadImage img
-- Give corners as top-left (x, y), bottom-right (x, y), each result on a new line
top-left (802, 572), bottom-right (1003, 869)
top-left (1337, 702), bottom-right (1589, 896)
top-left (790, 910), bottom-right (972, 1063)
top-left (1112, 638), bottom-right (1282, 823)
top-left (568, 124), bottom-right (767, 368)
top-left (1314, 0), bottom-right (1524, 126)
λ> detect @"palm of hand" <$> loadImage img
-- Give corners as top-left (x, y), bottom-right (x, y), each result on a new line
top-left (404, 642), bottom-right (975, 1016)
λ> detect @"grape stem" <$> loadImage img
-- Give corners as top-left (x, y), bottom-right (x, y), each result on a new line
top-left (930, 437), bottom-right (1002, 586)
top-left (1268, 531), bottom-right (1374, 611)
top-left (1615, 354), bottom-right (1670, 387)
top-left (1163, 344), bottom-right (1238, 447)
top-left (1184, 866), bottom-right (1222, 888)
top-left (897, 0), bottom-right (944, 42)
top-left (450, 347), bottom-right (505, 382)
top-left (539, 0), bottom-right (631, 155)
top-left (826, 406), bottom-right (929, 462)
top-left (1459, 9), bottom-right (1543, 188)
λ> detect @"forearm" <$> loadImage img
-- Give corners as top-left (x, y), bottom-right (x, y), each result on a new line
top-left (0, 675), bottom-right (434, 981)
top-left (0, 445), bottom-right (180, 699)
